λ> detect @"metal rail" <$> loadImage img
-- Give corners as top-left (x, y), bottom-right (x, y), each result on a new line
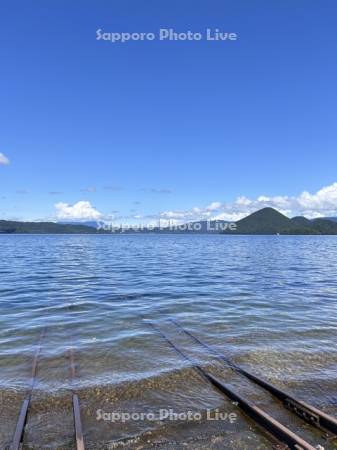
top-left (145, 320), bottom-right (317, 450)
top-left (68, 316), bottom-right (85, 450)
top-left (170, 318), bottom-right (337, 440)
top-left (10, 328), bottom-right (45, 450)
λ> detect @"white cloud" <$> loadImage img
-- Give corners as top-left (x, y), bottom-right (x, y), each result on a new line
top-left (206, 201), bottom-right (222, 211)
top-left (236, 196), bottom-right (251, 206)
top-left (55, 201), bottom-right (102, 221)
top-left (298, 183), bottom-right (337, 211)
top-left (159, 182), bottom-right (337, 224)
top-left (0, 153), bottom-right (10, 165)
top-left (160, 210), bottom-right (188, 219)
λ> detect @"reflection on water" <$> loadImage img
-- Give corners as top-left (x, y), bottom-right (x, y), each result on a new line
top-left (1, 235), bottom-right (337, 448)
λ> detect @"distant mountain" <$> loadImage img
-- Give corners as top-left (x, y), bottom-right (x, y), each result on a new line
top-left (2, 208), bottom-right (337, 235)
top-left (310, 218), bottom-right (337, 234)
top-left (58, 221), bottom-right (98, 229)
top-left (323, 217), bottom-right (337, 223)
top-left (110, 209), bottom-right (337, 235)
top-left (233, 208), bottom-right (300, 234)
top-left (222, 208), bottom-right (337, 235)
top-left (0, 220), bottom-right (100, 234)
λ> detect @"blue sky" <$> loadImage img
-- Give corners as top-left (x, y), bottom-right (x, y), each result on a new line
top-left (1, 0), bottom-right (337, 223)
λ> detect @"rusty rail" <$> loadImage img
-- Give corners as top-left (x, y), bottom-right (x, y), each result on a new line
top-left (10, 328), bottom-right (45, 450)
top-left (170, 318), bottom-right (337, 440)
top-left (145, 320), bottom-right (317, 450)
top-left (68, 314), bottom-right (85, 450)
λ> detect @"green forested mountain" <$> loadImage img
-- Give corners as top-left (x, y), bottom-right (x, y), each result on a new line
top-left (0, 220), bottom-right (98, 234)
top-left (223, 208), bottom-right (337, 235)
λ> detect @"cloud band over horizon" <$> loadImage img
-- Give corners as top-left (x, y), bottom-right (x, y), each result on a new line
top-left (52, 182), bottom-right (337, 223)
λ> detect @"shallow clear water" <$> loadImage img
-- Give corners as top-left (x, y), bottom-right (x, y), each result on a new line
top-left (1, 234), bottom-right (337, 449)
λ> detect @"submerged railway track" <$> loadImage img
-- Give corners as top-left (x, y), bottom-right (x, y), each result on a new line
top-left (9, 326), bottom-right (85, 450)
top-left (144, 318), bottom-right (337, 450)
top-left (7, 318), bottom-right (337, 449)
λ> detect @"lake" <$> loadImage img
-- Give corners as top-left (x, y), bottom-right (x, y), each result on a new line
top-left (1, 234), bottom-right (337, 449)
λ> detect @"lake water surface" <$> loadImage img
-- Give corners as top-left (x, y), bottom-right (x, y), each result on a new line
top-left (1, 234), bottom-right (337, 449)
